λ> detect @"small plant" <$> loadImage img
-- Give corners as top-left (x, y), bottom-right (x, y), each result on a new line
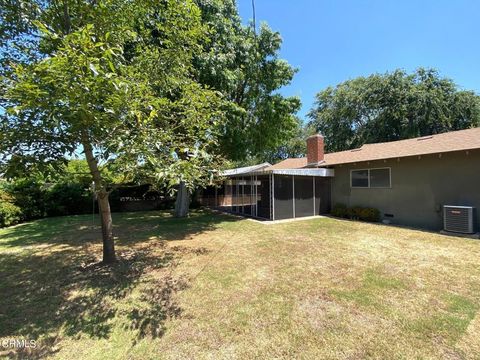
top-left (0, 190), bottom-right (22, 227)
top-left (350, 207), bottom-right (364, 220)
top-left (331, 203), bottom-right (348, 218)
top-left (330, 203), bottom-right (380, 222)
top-left (358, 207), bottom-right (381, 222)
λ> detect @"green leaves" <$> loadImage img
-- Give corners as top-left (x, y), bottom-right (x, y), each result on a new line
top-left (88, 63), bottom-right (99, 76)
top-left (32, 20), bottom-right (57, 39)
top-left (308, 68), bottom-right (480, 152)
top-left (193, 0), bottom-right (301, 162)
top-left (1, 0), bottom-right (225, 193)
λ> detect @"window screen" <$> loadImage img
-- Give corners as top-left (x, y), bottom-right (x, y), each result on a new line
top-left (256, 175), bottom-right (271, 219)
top-left (274, 175), bottom-right (293, 220)
top-left (232, 178), bottom-right (238, 212)
top-left (294, 176), bottom-right (314, 218)
top-left (315, 177), bottom-right (331, 214)
top-left (370, 168), bottom-right (390, 188)
top-left (351, 170), bottom-right (369, 188)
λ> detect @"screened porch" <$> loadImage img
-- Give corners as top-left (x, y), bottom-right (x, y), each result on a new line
top-left (198, 168), bottom-right (334, 221)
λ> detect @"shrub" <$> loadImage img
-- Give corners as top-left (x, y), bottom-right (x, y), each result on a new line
top-left (7, 178), bottom-right (46, 220)
top-left (358, 207), bottom-right (381, 222)
top-left (331, 203), bottom-right (348, 218)
top-left (159, 197), bottom-right (175, 210)
top-left (0, 189), bottom-right (12, 203)
top-left (349, 206), bottom-right (364, 220)
top-left (45, 183), bottom-right (92, 217)
top-left (0, 190), bottom-right (22, 227)
top-left (330, 203), bottom-right (380, 222)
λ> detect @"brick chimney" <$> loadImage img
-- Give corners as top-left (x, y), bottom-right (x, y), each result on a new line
top-left (306, 134), bottom-right (325, 165)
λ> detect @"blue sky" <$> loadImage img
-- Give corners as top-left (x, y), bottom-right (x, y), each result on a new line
top-left (237, 0), bottom-right (480, 120)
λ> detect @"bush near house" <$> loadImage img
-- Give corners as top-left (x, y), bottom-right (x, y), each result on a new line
top-left (358, 207), bottom-right (381, 222)
top-left (331, 203), bottom-right (381, 222)
top-left (331, 203), bottom-right (348, 218)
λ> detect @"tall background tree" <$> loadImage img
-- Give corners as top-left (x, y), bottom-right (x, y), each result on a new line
top-left (194, 0), bottom-right (301, 163)
top-left (308, 68), bottom-right (480, 152)
top-left (170, 0), bottom-right (304, 216)
top-left (259, 118), bottom-right (313, 164)
top-left (1, 0), bottom-right (223, 262)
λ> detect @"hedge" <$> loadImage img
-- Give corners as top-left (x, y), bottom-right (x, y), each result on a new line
top-left (45, 183), bottom-right (93, 217)
top-left (331, 203), bottom-right (380, 222)
top-left (0, 190), bottom-right (23, 227)
top-left (7, 178), bottom-right (46, 220)
top-left (0, 178), bottom-right (176, 228)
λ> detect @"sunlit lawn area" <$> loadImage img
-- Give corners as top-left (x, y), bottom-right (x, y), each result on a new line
top-left (1, 210), bottom-right (480, 359)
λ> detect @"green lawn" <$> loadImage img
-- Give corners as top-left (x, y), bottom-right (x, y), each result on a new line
top-left (1, 210), bottom-right (480, 359)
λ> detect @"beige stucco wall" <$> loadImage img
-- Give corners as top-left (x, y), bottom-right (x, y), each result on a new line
top-left (330, 149), bottom-right (480, 230)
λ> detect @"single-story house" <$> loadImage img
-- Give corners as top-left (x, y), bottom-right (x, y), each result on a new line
top-left (199, 127), bottom-right (480, 231)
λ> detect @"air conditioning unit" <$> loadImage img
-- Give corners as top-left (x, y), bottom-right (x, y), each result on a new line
top-left (443, 206), bottom-right (475, 234)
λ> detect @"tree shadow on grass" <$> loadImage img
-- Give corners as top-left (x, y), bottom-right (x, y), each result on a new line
top-left (0, 209), bottom-right (238, 249)
top-left (0, 246), bottom-right (208, 359)
top-left (0, 210), bottom-right (235, 358)
top-left (113, 209), bottom-right (239, 245)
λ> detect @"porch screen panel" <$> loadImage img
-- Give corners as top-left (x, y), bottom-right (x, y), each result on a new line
top-left (223, 181), bottom-right (232, 210)
top-left (201, 186), bottom-right (216, 207)
top-left (294, 176), bottom-right (314, 217)
top-left (256, 175), bottom-right (271, 219)
top-left (238, 176), bottom-right (244, 214)
top-left (216, 182), bottom-right (225, 208)
top-left (244, 176), bottom-right (252, 215)
top-left (274, 175), bottom-right (294, 220)
top-left (315, 177), bottom-right (331, 214)
top-left (232, 177), bottom-right (238, 213)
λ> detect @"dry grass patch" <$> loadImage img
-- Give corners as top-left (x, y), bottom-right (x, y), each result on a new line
top-left (1, 211), bottom-right (480, 359)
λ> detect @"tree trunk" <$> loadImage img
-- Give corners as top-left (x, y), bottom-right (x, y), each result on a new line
top-left (97, 189), bottom-right (115, 263)
top-left (82, 138), bottom-right (116, 263)
top-left (174, 181), bottom-right (190, 218)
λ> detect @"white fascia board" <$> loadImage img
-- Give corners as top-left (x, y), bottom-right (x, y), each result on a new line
top-left (243, 168), bottom-right (334, 177)
top-left (221, 162), bottom-right (272, 176)
top-left (270, 168), bottom-right (334, 177)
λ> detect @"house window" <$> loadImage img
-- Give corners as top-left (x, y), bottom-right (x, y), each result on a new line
top-left (370, 168), bottom-right (390, 187)
top-left (351, 169), bottom-right (369, 187)
top-left (351, 168), bottom-right (391, 188)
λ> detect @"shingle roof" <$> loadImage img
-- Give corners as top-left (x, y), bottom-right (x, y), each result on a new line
top-left (267, 158), bottom-right (308, 170)
top-left (268, 127), bottom-right (480, 169)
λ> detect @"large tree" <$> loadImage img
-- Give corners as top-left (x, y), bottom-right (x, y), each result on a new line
top-left (260, 119), bottom-right (315, 164)
top-left (168, 0), bottom-right (302, 217)
top-left (308, 68), bottom-right (480, 152)
top-left (194, 0), bottom-right (301, 162)
top-left (1, 0), bottom-right (223, 262)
